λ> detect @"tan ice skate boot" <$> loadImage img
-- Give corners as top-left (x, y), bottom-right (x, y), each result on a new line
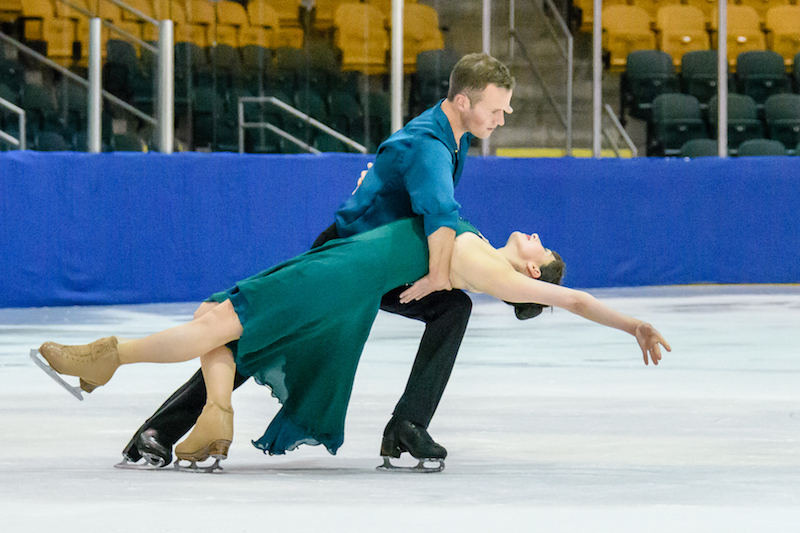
top-left (38, 337), bottom-right (121, 393)
top-left (174, 401), bottom-right (233, 472)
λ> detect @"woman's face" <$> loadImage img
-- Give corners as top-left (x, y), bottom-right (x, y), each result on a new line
top-left (508, 232), bottom-right (556, 270)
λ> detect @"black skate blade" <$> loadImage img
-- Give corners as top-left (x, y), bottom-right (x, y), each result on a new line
top-left (174, 456), bottom-right (224, 474)
top-left (29, 349), bottom-right (84, 401)
top-left (376, 456), bottom-right (445, 473)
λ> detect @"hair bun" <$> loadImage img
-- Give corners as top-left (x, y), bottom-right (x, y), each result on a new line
top-left (504, 301), bottom-right (544, 320)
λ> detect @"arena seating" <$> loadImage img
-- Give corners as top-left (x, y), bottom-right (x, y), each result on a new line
top-left (0, 1), bottom-right (453, 153)
top-left (597, 0), bottom-right (800, 70)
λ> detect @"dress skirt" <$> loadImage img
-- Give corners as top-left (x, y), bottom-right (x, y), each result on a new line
top-left (207, 218), bottom-right (432, 455)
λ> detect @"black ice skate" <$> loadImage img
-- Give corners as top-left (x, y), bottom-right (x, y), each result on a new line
top-left (377, 419), bottom-right (446, 473)
top-left (115, 428), bottom-right (173, 470)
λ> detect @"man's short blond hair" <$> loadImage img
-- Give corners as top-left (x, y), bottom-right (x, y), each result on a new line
top-left (446, 53), bottom-right (515, 103)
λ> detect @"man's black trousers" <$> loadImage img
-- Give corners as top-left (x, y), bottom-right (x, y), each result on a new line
top-left (128, 223), bottom-right (472, 447)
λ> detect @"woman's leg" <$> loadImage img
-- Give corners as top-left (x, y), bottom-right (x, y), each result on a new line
top-left (200, 346), bottom-right (236, 410)
top-left (117, 299), bottom-right (243, 365)
top-left (175, 343), bottom-right (237, 467)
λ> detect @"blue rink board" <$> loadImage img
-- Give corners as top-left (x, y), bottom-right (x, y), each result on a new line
top-left (1, 151), bottom-right (798, 307)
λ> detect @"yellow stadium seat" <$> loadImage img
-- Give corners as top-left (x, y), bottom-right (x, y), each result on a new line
top-left (334, 2), bottom-right (389, 75)
top-left (711, 5), bottom-right (766, 68)
top-left (655, 4), bottom-right (709, 67)
top-left (399, 3), bottom-right (443, 74)
top-left (602, 5), bottom-right (656, 70)
top-left (185, 0), bottom-right (214, 48)
top-left (735, 0), bottom-right (769, 20)
top-left (115, 0), bottom-right (156, 41)
top-left (245, 0), bottom-right (280, 49)
top-left (44, 14), bottom-right (74, 62)
top-left (142, 1), bottom-right (191, 43)
top-left (629, 0), bottom-right (680, 19)
top-left (1, 0), bottom-right (22, 23)
top-left (682, 0), bottom-right (716, 19)
top-left (21, 0), bottom-right (55, 41)
top-left (215, 0), bottom-right (251, 48)
top-left (765, 5), bottom-right (800, 67)
top-left (578, 0), bottom-right (627, 34)
top-left (268, 0), bottom-right (304, 48)
top-left (312, 0), bottom-right (344, 31)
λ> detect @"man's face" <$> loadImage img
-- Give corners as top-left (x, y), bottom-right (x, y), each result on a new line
top-left (462, 84), bottom-right (513, 139)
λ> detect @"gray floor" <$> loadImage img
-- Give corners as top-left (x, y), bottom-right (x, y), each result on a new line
top-left (1, 285), bottom-right (799, 532)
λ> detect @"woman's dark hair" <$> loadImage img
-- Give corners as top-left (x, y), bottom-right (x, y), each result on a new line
top-left (505, 250), bottom-right (565, 320)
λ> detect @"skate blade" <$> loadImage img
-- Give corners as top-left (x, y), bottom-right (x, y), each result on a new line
top-left (29, 349), bottom-right (84, 401)
top-left (376, 456), bottom-right (445, 473)
top-left (114, 457), bottom-right (167, 470)
top-left (174, 456), bottom-right (224, 473)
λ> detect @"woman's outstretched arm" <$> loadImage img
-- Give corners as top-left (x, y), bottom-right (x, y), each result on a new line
top-left (450, 233), bottom-right (671, 365)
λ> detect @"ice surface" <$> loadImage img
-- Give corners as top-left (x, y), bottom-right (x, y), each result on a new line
top-left (1, 286), bottom-right (798, 532)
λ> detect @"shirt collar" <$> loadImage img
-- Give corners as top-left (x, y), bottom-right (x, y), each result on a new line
top-left (432, 99), bottom-right (469, 152)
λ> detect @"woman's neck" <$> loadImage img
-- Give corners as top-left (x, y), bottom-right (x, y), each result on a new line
top-left (496, 245), bottom-right (527, 276)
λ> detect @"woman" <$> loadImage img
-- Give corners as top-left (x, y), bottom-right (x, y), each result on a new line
top-left (38, 217), bottom-right (670, 468)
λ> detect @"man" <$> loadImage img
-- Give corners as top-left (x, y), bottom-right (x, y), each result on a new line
top-left (121, 53), bottom-right (514, 470)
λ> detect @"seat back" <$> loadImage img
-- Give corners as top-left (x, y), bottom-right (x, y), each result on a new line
top-left (334, 2), bottom-right (388, 74)
top-left (402, 3), bottom-right (443, 72)
top-left (736, 50), bottom-right (790, 104)
top-left (655, 5), bottom-right (709, 66)
top-left (764, 93), bottom-right (800, 149)
top-left (708, 93), bottom-right (764, 150)
top-left (737, 138), bottom-right (787, 156)
top-left (681, 50), bottom-right (721, 105)
top-left (246, 0), bottom-right (280, 48)
top-left (765, 6), bottom-right (800, 67)
top-left (35, 130), bottom-right (69, 151)
top-left (712, 5), bottom-right (766, 67)
top-left (602, 5), bottom-right (655, 70)
top-left (680, 138), bottom-right (719, 157)
top-left (652, 93), bottom-right (707, 154)
top-left (412, 48), bottom-right (458, 115)
top-left (653, 93), bottom-right (702, 123)
top-left (110, 133), bottom-right (146, 152)
top-left (623, 50), bottom-right (679, 120)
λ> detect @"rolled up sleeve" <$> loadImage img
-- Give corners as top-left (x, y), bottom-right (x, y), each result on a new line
top-left (403, 140), bottom-right (461, 236)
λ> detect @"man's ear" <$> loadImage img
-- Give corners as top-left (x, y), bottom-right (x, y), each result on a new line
top-left (453, 93), bottom-right (470, 111)
top-left (526, 262), bottom-right (542, 279)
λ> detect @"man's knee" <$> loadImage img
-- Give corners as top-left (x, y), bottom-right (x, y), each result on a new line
top-left (423, 290), bottom-right (472, 325)
top-left (447, 290), bottom-right (473, 317)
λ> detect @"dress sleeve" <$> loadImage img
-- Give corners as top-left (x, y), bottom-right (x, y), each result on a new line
top-left (402, 139), bottom-right (461, 236)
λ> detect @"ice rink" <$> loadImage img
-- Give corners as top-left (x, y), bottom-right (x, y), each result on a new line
top-left (1, 285), bottom-right (799, 532)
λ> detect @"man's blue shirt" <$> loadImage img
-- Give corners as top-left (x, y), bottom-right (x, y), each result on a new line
top-left (335, 101), bottom-right (473, 238)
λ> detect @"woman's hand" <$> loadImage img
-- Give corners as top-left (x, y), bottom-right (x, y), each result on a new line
top-left (634, 322), bottom-right (671, 365)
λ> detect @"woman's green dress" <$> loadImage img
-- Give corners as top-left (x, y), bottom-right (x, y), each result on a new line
top-left (208, 217), bottom-right (478, 455)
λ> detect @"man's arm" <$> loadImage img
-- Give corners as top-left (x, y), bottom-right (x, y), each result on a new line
top-left (398, 226), bottom-right (456, 304)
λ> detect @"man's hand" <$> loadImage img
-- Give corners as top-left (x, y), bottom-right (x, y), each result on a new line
top-left (399, 226), bottom-right (456, 303)
top-left (352, 162), bottom-right (373, 194)
top-left (399, 275), bottom-right (452, 304)
top-left (634, 322), bottom-right (671, 365)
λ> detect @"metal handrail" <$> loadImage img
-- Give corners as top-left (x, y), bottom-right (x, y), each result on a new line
top-left (111, 0), bottom-right (159, 26)
top-left (0, 96), bottom-right (25, 149)
top-left (238, 96), bottom-right (368, 155)
top-left (58, 0), bottom-right (158, 53)
top-left (0, 31), bottom-right (156, 125)
top-left (603, 104), bottom-right (637, 157)
top-left (509, 0), bottom-right (573, 155)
